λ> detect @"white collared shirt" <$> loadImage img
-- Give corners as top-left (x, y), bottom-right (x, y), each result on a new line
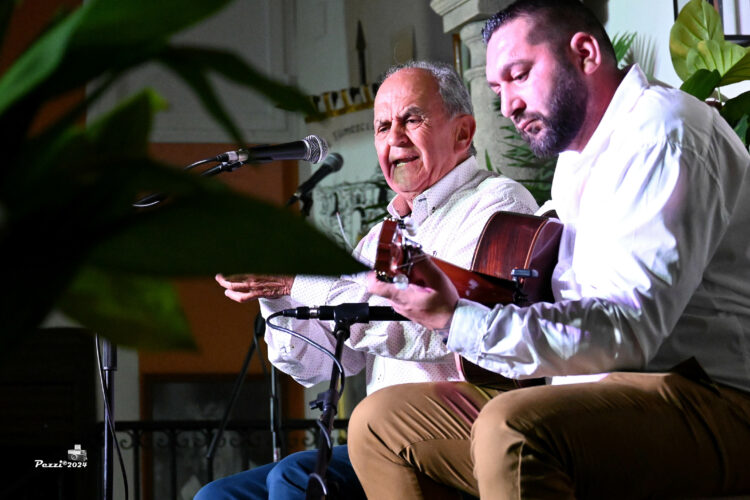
top-left (449, 65), bottom-right (750, 392)
top-left (261, 156), bottom-right (538, 394)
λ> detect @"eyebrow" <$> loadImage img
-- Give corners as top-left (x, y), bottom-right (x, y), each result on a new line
top-left (488, 59), bottom-right (533, 85)
top-left (374, 105), bottom-right (426, 127)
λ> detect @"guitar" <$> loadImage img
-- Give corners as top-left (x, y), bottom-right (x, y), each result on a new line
top-left (374, 211), bottom-right (563, 387)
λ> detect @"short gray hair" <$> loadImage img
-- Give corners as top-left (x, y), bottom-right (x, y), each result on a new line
top-left (379, 60), bottom-right (476, 156)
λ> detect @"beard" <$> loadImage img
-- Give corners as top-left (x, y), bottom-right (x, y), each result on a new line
top-left (517, 60), bottom-right (588, 158)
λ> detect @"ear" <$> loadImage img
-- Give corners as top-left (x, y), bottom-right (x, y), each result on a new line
top-left (569, 32), bottom-right (602, 75)
top-left (453, 114), bottom-right (476, 153)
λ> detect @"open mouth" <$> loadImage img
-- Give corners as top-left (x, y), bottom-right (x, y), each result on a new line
top-left (392, 155), bottom-right (419, 168)
top-left (390, 155), bottom-right (420, 177)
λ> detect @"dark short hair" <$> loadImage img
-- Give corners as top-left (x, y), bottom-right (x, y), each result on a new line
top-left (482, 0), bottom-right (616, 62)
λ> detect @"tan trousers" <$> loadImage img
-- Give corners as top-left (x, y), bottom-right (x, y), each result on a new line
top-left (347, 372), bottom-right (750, 499)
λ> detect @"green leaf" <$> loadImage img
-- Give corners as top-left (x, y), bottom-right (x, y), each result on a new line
top-left (612, 31), bottom-right (636, 66)
top-left (157, 49), bottom-right (244, 145)
top-left (85, 190), bottom-right (366, 277)
top-left (3, 89), bottom-right (169, 213)
top-left (670, 0), bottom-right (723, 81)
top-left (721, 91), bottom-right (750, 126)
top-left (484, 149), bottom-right (495, 172)
top-left (720, 48), bottom-right (750, 86)
top-left (58, 266), bottom-right (194, 350)
top-left (0, 0), bottom-right (234, 116)
top-left (0, 0), bottom-right (364, 352)
top-left (680, 68), bottom-right (722, 100)
top-left (731, 114), bottom-right (749, 147)
top-left (159, 46), bottom-right (319, 120)
top-left (686, 40), bottom-right (748, 78)
top-left (0, 7), bottom-right (84, 116)
top-left (70, 0), bottom-right (232, 50)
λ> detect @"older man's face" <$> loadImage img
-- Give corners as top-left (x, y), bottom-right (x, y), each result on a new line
top-left (373, 68), bottom-right (465, 204)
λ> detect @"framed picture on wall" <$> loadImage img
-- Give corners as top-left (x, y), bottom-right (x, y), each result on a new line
top-left (673, 0), bottom-right (750, 46)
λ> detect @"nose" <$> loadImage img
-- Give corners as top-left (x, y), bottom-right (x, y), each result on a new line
top-left (387, 122), bottom-right (410, 147)
top-left (499, 85), bottom-right (523, 119)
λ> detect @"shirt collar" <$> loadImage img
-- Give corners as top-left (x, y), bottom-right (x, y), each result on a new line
top-left (387, 156), bottom-right (480, 224)
top-left (560, 64), bottom-right (649, 165)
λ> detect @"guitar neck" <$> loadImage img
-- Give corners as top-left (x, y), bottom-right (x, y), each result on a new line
top-left (430, 256), bottom-right (517, 306)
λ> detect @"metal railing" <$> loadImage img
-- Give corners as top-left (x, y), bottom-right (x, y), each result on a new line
top-left (101, 418), bottom-right (349, 500)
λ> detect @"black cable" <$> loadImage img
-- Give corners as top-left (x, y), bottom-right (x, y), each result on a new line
top-left (265, 312), bottom-right (346, 397)
top-left (183, 157), bottom-right (214, 170)
top-left (95, 334), bottom-right (129, 500)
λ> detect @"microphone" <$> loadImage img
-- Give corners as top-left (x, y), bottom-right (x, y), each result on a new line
top-left (281, 303), bottom-right (407, 323)
top-left (211, 134), bottom-right (328, 164)
top-left (133, 135), bottom-right (330, 208)
top-left (286, 152), bottom-right (343, 206)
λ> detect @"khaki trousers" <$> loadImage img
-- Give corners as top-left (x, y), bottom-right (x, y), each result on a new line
top-left (347, 372), bottom-right (750, 499)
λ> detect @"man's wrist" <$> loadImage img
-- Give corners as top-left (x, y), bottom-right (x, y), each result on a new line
top-left (432, 313), bottom-right (453, 343)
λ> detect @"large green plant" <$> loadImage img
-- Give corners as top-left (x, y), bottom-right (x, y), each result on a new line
top-left (671, 0), bottom-right (750, 149)
top-left (0, 0), bottom-right (364, 351)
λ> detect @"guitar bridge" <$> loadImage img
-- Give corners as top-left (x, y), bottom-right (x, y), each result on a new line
top-left (510, 268), bottom-right (539, 281)
top-left (510, 269), bottom-right (538, 306)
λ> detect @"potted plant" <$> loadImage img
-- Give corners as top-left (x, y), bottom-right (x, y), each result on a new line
top-left (671, 0), bottom-right (750, 149)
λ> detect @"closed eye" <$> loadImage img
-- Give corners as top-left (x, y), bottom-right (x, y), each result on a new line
top-left (375, 122), bottom-right (390, 134)
top-left (405, 117), bottom-right (423, 128)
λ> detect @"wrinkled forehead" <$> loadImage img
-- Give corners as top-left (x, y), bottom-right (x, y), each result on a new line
top-left (374, 69), bottom-right (442, 117)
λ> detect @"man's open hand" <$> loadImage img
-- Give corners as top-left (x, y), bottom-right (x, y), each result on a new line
top-left (215, 274), bottom-right (294, 303)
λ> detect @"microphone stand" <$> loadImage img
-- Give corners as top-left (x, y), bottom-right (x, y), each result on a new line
top-left (304, 304), bottom-right (378, 500)
top-left (304, 317), bottom-right (350, 500)
top-left (101, 338), bottom-right (116, 500)
top-left (129, 155), bottom-right (270, 488)
top-left (204, 312), bottom-right (267, 479)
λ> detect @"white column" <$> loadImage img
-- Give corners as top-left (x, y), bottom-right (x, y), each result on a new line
top-left (430, 0), bottom-right (529, 181)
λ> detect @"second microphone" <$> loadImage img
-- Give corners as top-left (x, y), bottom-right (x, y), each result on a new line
top-left (286, 152), bottom-right (343, 206)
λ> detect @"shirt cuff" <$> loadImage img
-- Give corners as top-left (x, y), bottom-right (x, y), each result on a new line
top-left (445, 298), bottom-right (493, 362)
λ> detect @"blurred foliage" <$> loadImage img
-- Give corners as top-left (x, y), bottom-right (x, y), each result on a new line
top-left (0, 0), bottom-right (364, 351)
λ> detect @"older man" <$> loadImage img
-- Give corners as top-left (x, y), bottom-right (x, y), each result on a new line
top-left (352, 1), bottom-right (750, 499)
top-left (195, 60), bottom-right (537, 499)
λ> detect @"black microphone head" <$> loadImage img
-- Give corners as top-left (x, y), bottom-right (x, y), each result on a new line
top-left (323, 152), bottom-right (343, 172)
top-left (304, 134), bottom-right (328, 163)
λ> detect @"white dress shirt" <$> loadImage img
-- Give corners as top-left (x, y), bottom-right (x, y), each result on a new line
top-left (449, 65), bottom-right (750, 392)
top-left (261, 156), bottom-right (539, 394)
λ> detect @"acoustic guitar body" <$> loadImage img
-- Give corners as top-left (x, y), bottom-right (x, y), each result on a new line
top-left (471, 211), bottom-right (562, 305)
top-left (374, 211), bottom-right (563, 387)
top-left (461, 211), bottom-right (563, 387)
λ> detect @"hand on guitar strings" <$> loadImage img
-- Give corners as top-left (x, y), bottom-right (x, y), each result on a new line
top-left (215, 273), bottom-right (294, 303)
top-left (366, 257), bottom-right (459, 331)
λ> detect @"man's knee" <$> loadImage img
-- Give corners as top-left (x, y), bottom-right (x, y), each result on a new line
top-left (348, 384), bottom-right (397, 461)
top-left (471, 385), bottom-right (568, 475)
top-left (266, 451), bottom-right (316, 491)
top-left (194, 477), bottom-right (232, 500)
